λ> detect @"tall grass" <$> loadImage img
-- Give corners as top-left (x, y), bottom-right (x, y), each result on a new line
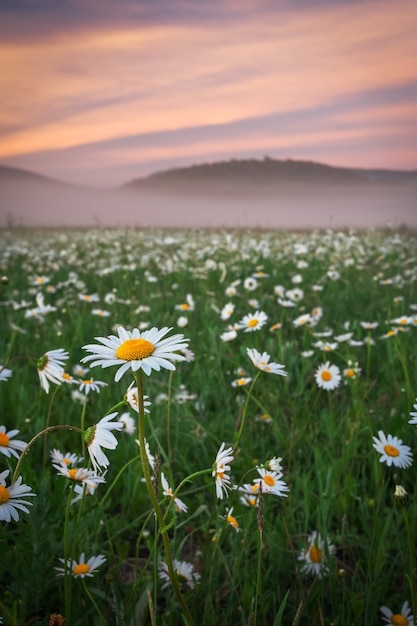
top-left (0, 227), bottom-right (416, 625)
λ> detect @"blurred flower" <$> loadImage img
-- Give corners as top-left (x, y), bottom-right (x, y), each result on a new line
top-left (125, 382), bottom-right (151, 413)
top-left (0, 366), bottom-right (12, 382)
top-left (78, 293), bottom-right (99, 303)
top-left (394, 485), bottom-right (409, 506)
top-left (220, 328), bottom-right (238, 342)
top-left (0, 469), bottom-right (36, 522)
top-left (91, 309), bottom-right (111, 317)
top-left (50, 449), bottom-right (82, 466)
top-left (0, 426), bottom-right (26, 459)
top-left (82, 326), bottom-right (189, 381)
top-left (212, 442), bottom-right (234, 499)
top-left (314, 362), bottom-right (341, 391)
top-left (372, 431), bottom-right (413, 469)
top-left (78, 378), bottom-right (108, 395)
top-left (223, 506), bottom-right (241, 531)
top-left (298, 531), bottom-right (335, 578)
top-left (237, 310), bottom-right (268, 332)
top-left (37, 348), bottom-right (69, 393)
top-left (380, 601), bottom-right (414, 626)
top-left (177, 315), bottom-right (188, 328)
top-left (55, 553), bottom-right (106, 578)
top-left (159, 559), bottom-right (201, 590)
top-left (408, 399), bottom-right (417, 425)
top-left (231, 377), bottom-right (252, 387)
top-left (118, 412), bottom-right (136, 435)
top-left (243, 277), bottom-right (258, 291)
top-left (161, 472), bottom-right (188, 513)
top-left (247, 348), bottom-right (287, 376)
top-left (220, 302), bottom-right (235, 320)
top-left (84, 412), bottom-right (124, 472)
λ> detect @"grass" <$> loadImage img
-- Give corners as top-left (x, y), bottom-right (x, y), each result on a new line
top-left (0, 226), bottom-right (416, 626)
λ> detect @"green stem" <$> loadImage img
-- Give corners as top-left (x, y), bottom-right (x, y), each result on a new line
top-left (234, 371), bottom-right (261, 449)
top-left (401, 503), bottom-right (417, 624)
top-left (135, 371), bottom-right (195, 626)
top-left (12, 424), bottom-right (83, 483)
top-left (80, 395), bottom-right (88, 460)
top-left (42, 385), bottom-right (60, 465)
top-left (63, 482), bottom-right (74, 626)
top-left (166, 369), bottom-right (174, 470)
top-left (82, 578), bottom-right (109, 625)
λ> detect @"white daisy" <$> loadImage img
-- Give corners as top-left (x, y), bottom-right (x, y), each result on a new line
top-left (37, 348), bottom-right (69, 393)
top-left (298, 531), bottom-right (335, 578)
top-left (220, 302), bottom-right (235, 320)
top-left (84, 412), bottom-right (124, 472)
top-left (159, 559), bottom-right (201, 590)
top-left (253, 467), bottom-right (289, 498)
top-left (0, 426), bottom-right (27, 460)
top-left (0, 469), bottom-right (36, 522)
top-left (161, 472), bottom-right (188, 513)
top-left (223, 506), bottom-right (241, 532)
top-left (81, 326), bottom-right (189, 381)
top-left (246, 348), bottom-right (287, 377)
top-left (118, 412), bottom-right (136, 435)
top-left (314, 362), bottom-right (341, 390)
top-left (78, 378), bottom-right (108, 395)
top-left (50, 449), bottom-right (82, 466)
top-left (380, 601), bottom-right (414, 626)
top-left (0, 366), bottom-right (12, 382)
top-left (408, 399), bottom-right (417, 425)
top-left (212, 442), bottom-right (234, 499)
top-left (125, 382), bottom-right (151, 413)
top-left (237, 311), bottom-right (268, 333)
top-left (55, 553), bottom-right (106, 578)
top-left (372, 431), bottom-right (413, 469)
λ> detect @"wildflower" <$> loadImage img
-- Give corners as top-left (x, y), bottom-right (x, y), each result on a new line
top-left (78, 293), bottom-right (100, 303)
top-left (380, 601), bottom-right (414, 625)
top-left (78, 378), bottom-right (108, 395)
top-left (84, 412), bottom-right (124, 472)
top-left (0, 426), bottom-right (26, 459)
top-left (343, 363), bottom-right (361, 380)
top-left (237, 310), bottom-right (268, 332)
top-left (37, 348), bottom-right (69, 393)
top-left (220, 302), bottom-right (235, 320)
top-left (314, 362), bottom-right (341, 390)
top-left (247, 348), bottom-right (287, 376)
top-left (394, 485), bottom-right (409, 506)
top-left (372, 431), bottom-right (413, 469)
top-left (254, 467), bottom-right (289, 497)
top-left (175, 294), bottom-right (195, 311)
top-left (231, 377), bottom-right (252, 387)
top-left (298, 531), bottom-right (335, 578)
top-left (0, 366), bottom-right (12, 382)
top-left (55, 553), bottom-right (106, 578)
top-left (73, 364), bottom-right (89, 377)
top-left (285, 288), bottom-right (304, 302)
top-left (223, 507), bottom-right (241, 531)
top-left (408, 399), bottom-right (417, 425)
top-left (293, 313), bottom-right (311, 327)
top-left (255, 412), bottom-right (273, 424)
top-left (360, 321), bottom-right (378, 329)
top-left (220, 328), bottom-right (238, 342)
top-left (243, 277), bottom-right (258, 291)
top-left (91, 309), bottom-right (111, 317)
top-left (125, 382), bottom-right (151, 413)
top-left (118, 412), bottom-right (136, 435)
top-left (265, 456), bottom-right (283, 472)
top-left (50, 449), bottom-right (82, 466)
top-left (61, 371), bottom-right (77, 385)
top-left (239, 484), bottom-right (258, 507)
top-left (161, 472), bottom-right (188, 513)
top-left (212, 442), bottom-right (234, 499)
top-left (82, 326), bottom-right (189, 381)
top-left (159, 559), bottom-right (201, 590)
top-left (53, 463), bottom-right (105, 490)
top-left (0, 469), bottom-right (36, 522)
top-left (177, 315), bottom-right (188, 328)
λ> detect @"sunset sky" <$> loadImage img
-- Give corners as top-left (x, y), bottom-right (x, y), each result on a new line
top-left (1, 0), bottom-right (417, 188)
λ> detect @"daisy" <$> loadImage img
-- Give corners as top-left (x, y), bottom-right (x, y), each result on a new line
top-left (125, 382), bottom-right (151, 413)
top-left (78, 293), bottom-right (100, 303)
top-left (37, 348), bottom-right (69, 393)
top-left (247, 348), bottom-right (287, 377)
top-left (159, 559), bottom-right (201, 590)
top-left (0, 366), bottom-right (12, 382)
top-left (372, 431), bottom-right (413, 469)
top-left (239, 484), bottom-right (258, 507)
top-left (408, 399), bottom-right (417, 425)
top-left (298, 531), bottom-right (335, 578)
top-left (231, 377), bottom-right (252, 387)
top-left (84, 412), bottom-right (124, 472)
top-left (50, 449), bottom-right (82, 466)
top-left (78, 378), bottom-right (108, 395)
top-left (220, 302), bottom-right (235, 320)
top-left (55, 553), bottom-right (106, 578)
top-left (380, 601), bottom-right (414, 626)
top-left (293, 313), bottom-right (311, 327)
top-left (243, 276), bottom-right (258, 291)
top-left (253, 467), bottom-right (289, 498)
top-left (0, 426), bottom-right (26, 459)
top-left (175, 294), bottom-right (195, 311)
top-left (161, 472), bottom-right (188, 513)
top-left (91, 309), bottom-right (111, 317)
top-left (212, 442), bottom-right (234, 499)
top-left (53, 464), bottom-right (106, 491)
top-left (220, 329), bottom-right (238, 342)
top-left (314, 362), bottom-right (341, 391)
top-left (118, 412), bottom-right (136, 435)
top-left (222, 507), bottom-right (241, 532)
top-left (0, 469), bottom-right (36, 522)
top-left (81, 326), bottom-right (189, 381)
top-left (237, 311), bottom-right (268, 333)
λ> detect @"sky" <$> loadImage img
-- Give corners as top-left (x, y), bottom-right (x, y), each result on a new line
top-left (1, 0), bottom-right (417, 188)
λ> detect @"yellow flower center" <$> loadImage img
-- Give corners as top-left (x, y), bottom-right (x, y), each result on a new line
top-left (263, 474), bottom-right (275, 487)
top-left (179, 303), bottom-right (190, 310)
top-left (227, 513), bottom-right (239, 529)
top-left (0, 432), bottom-right (10, 447)
top-left (237, 378), bottom-right (247, 386)
top-left (387, 329), bottom-right (396, 337)
top-left (0, 485), bottom-right (10, 504)
top-left (116, 338), bottom-right (155, 361)
top-left (390, 615), bottom-right (408, 626)
top-left (248, 318), bottom-right (259, 328)
top-left (68, 469), bottom-right (79, 480)
top-left (309, 546), bottom-right (323, 563)
top-left (82, 378), bottom-right (93, 385)
top-left (321, 371), bottom-right (332, 382)
top-left (62, 373), bottom-right (72, 381)
top-left (384, 444), bottom-right (399, 457)
top-left (73, 563), bottom-right (90, 576)
top-left (345, 369), bottom-right (355, 378)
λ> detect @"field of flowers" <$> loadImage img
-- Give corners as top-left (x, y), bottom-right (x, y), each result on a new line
top-left (0, 227), bottom-right (416, 626)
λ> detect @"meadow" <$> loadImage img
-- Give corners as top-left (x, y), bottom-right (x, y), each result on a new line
top-left (0, 226), bottom-right (416, 626)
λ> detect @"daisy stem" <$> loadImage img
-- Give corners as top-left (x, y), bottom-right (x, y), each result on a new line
top-left (163, 468), bottom-right (212, 521)
top-left (80, 395), bottom-right (88, 461)
top-left (135, 371), bottom-right (195, 626)
top-left (42, 385), bottom-right (60, 465)
top-left (63, 482), bottom-right (75, 626)
top-left (401, 502), bottom-right (417, 624)
top-left (253, 524), bottom-right (263, 625)
top-left (167, 369), bottom-right (174, 470)
top-left (12, 424), bottom-right (83, 483)
top-left (82, 578), bottom-right (109, 625)
top-left (234, 371), bottom-right (261, 449)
